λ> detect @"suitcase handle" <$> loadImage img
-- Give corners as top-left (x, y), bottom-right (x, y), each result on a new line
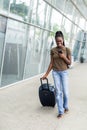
top-left (40, 78), bottom-right (49, 90)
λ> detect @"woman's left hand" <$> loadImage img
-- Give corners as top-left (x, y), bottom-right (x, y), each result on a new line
top-left (59, 53), bottom-right (66, 59)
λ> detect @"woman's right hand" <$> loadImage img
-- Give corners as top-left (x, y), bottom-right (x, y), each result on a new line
top-left (41, 74), bottom-right (47, 80)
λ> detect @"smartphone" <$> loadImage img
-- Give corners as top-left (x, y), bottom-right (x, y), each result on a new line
top-left (58, 50), bottom-right (62, 54)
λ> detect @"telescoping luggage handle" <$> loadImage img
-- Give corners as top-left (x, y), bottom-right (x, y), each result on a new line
top-left (40, 78), bottom-right (49, 90)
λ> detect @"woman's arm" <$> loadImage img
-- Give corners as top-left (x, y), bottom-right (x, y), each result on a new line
top-left (59, 47), bottom-right (71, 65)
top-left (60, 54), bottom-right (71, 65)
top-left (41, 57), bottom-right (53, 79)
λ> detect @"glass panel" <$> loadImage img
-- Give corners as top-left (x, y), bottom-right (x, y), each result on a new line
top-left (24, 28), bottom-right (54, 78)
top-left (37, 0), bottom-right (46, 27)
top-left (54, 0), bottom-right (65, 12)
top-left (0, 0), bottom-right (10, 14)
top-left (24, 27), bottom-right (42, 78)
top-left (45, 0), bottom-right (65, 12)
top-left (51, 9), bottom-right (62, 31)
top-left (72, 24), bottom-right (78, 42)
top-left (73, 40), bottom-right (81, 61)
top-left (31, 0), bottom-right (38, 24)
top-left (44, 5), bottom-right (52, 29)
top-left (80, 32), bottom-right (87, 63)
top-left (1, 19), bottom-right (28, 86)
top-left (72, 8), bottom-right (80, 25)
top-left (79, 16), bottom-right (85, 30)
top-left (86, 22), bottom-right (87, 31)
top-left (10, 0), bottom-right (29, 21)
top-left (32, 1), bottom-right (52, 30)
top-left (39, 31), bottom-right (54, 72)
top-left (72, 29), bottom-right (84, 61)
top-left (69, 24), bottom-right (78, 49)
top-left (64, 0), bottom-right (74, 20)
top-left (75, 0), bottom-right (87, 19)
top-left (61, 18), bottom-right (72, 46)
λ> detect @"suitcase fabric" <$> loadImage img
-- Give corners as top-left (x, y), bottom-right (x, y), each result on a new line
top-left (39, 78), bottom-right (56, 107)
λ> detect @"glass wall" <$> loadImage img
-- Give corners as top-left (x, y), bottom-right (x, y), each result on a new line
top-left (0, 0), bottom-right (87, 87)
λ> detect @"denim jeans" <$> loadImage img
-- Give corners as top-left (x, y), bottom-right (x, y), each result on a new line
top-left (52, 70), bottom-right (69, 114)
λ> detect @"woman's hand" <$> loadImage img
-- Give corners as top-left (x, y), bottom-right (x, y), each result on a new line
top-left (59, 53), bottom-right (66, 59)
top-left (59, 53), bottom-right (71, 65)
top-left (41, 74), bottom-right (48, 80)
top-left (41, 60), bottom-right (53, 80)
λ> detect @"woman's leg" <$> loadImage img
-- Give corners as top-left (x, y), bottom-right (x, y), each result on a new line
top-left (52, 70), bottom-right (64, 115)
top-left (61, 70), bottom-right (69, 110)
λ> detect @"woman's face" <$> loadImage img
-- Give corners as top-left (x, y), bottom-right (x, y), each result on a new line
top-left (55, 37), bottom-right (63, 47)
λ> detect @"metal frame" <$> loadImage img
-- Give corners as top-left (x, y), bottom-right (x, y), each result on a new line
top-left (0, 13), bottom-right (54, 33)
top-left (0, 17), bottom-right (8, 85)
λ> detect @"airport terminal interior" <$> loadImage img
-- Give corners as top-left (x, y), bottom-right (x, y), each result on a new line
top-left (0, 0), bottom-right (87, 130)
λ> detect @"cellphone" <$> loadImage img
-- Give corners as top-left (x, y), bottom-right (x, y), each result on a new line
top-left (58, 50), bottom-right (62, 54)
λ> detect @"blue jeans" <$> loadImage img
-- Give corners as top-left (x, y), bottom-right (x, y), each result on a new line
top-left (52, 70), bottom-right (69, 114)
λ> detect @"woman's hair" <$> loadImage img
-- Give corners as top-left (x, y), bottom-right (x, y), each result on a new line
top-left (55, 31), bottom-right (65, 46)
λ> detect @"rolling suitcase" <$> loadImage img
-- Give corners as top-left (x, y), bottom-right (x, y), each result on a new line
top-left (39, 78), bottom-right (56, 107)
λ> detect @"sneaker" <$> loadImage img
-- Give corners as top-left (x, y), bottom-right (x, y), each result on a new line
top-left (64, 109), bottom-right (69, 113)
top-left (57, 114), bottom-right (63, 118)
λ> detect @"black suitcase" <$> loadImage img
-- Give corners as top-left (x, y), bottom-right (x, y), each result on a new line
top-left (39, 78), bottom-right (56, 107)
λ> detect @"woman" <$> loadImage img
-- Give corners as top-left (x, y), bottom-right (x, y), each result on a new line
top-left (41, 31), bottom-right (71, 118)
